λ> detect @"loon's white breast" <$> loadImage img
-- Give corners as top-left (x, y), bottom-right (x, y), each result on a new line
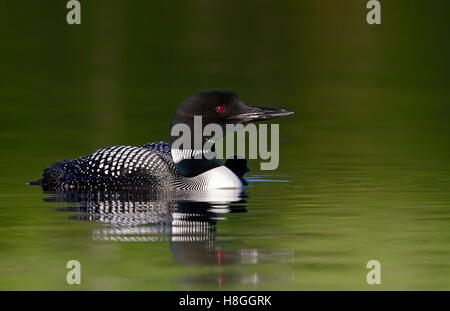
top-left (195, 166), bottom-right (244, 190)
top-left (170, 146), bottom-right (244, 191)
top-left (172, 165), bottom-right (243, 191)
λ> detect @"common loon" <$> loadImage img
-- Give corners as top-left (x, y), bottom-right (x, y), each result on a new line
top-left (33, 90), bottom-right (293, 191)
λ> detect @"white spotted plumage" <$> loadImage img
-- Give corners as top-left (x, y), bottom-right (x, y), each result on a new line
top-left (41, 141), bottom-right (244, 191)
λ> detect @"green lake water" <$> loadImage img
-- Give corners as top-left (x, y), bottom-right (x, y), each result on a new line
top-left (0, 0), bottom-right (449, 290)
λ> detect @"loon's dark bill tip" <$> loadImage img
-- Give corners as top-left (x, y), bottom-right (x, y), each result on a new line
top-left (269, 108), bottom-right (294, 117)
top-left (256, 105), bottom-right (294, 114)
top-left (229, 106), bottom-right (294, 123)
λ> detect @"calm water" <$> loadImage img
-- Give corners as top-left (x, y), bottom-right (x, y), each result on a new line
top-left (1, 0), bottom-right (450, 290)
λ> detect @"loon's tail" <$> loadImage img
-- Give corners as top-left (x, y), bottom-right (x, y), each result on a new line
top-left (29, 159), bottom-right (73, 190)
top-left (27, 179), bottom-right (42, 186)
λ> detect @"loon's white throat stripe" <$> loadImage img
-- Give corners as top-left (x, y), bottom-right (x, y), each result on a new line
top-left (171, 148), bottom-right (215, 163)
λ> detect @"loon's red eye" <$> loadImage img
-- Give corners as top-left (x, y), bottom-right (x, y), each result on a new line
top-left (215, 105), bottom-right (224, 113)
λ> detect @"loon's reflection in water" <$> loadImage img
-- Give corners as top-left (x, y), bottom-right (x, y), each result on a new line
top-left (43, 189), bottom-right (294, 287)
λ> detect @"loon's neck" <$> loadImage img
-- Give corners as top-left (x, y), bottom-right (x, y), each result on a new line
top-left (169, 147), bottom-right (244, 190)
top-left (168, 116), bottom-right (228, 178)
top-left (170, 147), bottom-right (223, 178)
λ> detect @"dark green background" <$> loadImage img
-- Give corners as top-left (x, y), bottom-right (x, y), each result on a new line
top-left (0, 0), bottom-right (449, 290)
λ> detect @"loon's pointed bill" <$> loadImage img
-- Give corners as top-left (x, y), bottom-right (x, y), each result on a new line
top-left (227, 105), bottom-right (294, 124)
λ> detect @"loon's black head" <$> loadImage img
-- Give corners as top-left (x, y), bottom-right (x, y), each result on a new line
top-left (169, 90), bottom-right (294, 177)
top-left (170, 89), bottom-right (293, 135)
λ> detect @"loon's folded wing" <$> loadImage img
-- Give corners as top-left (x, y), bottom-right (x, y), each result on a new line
top-left (39, 144), bottom-right (180, 191)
